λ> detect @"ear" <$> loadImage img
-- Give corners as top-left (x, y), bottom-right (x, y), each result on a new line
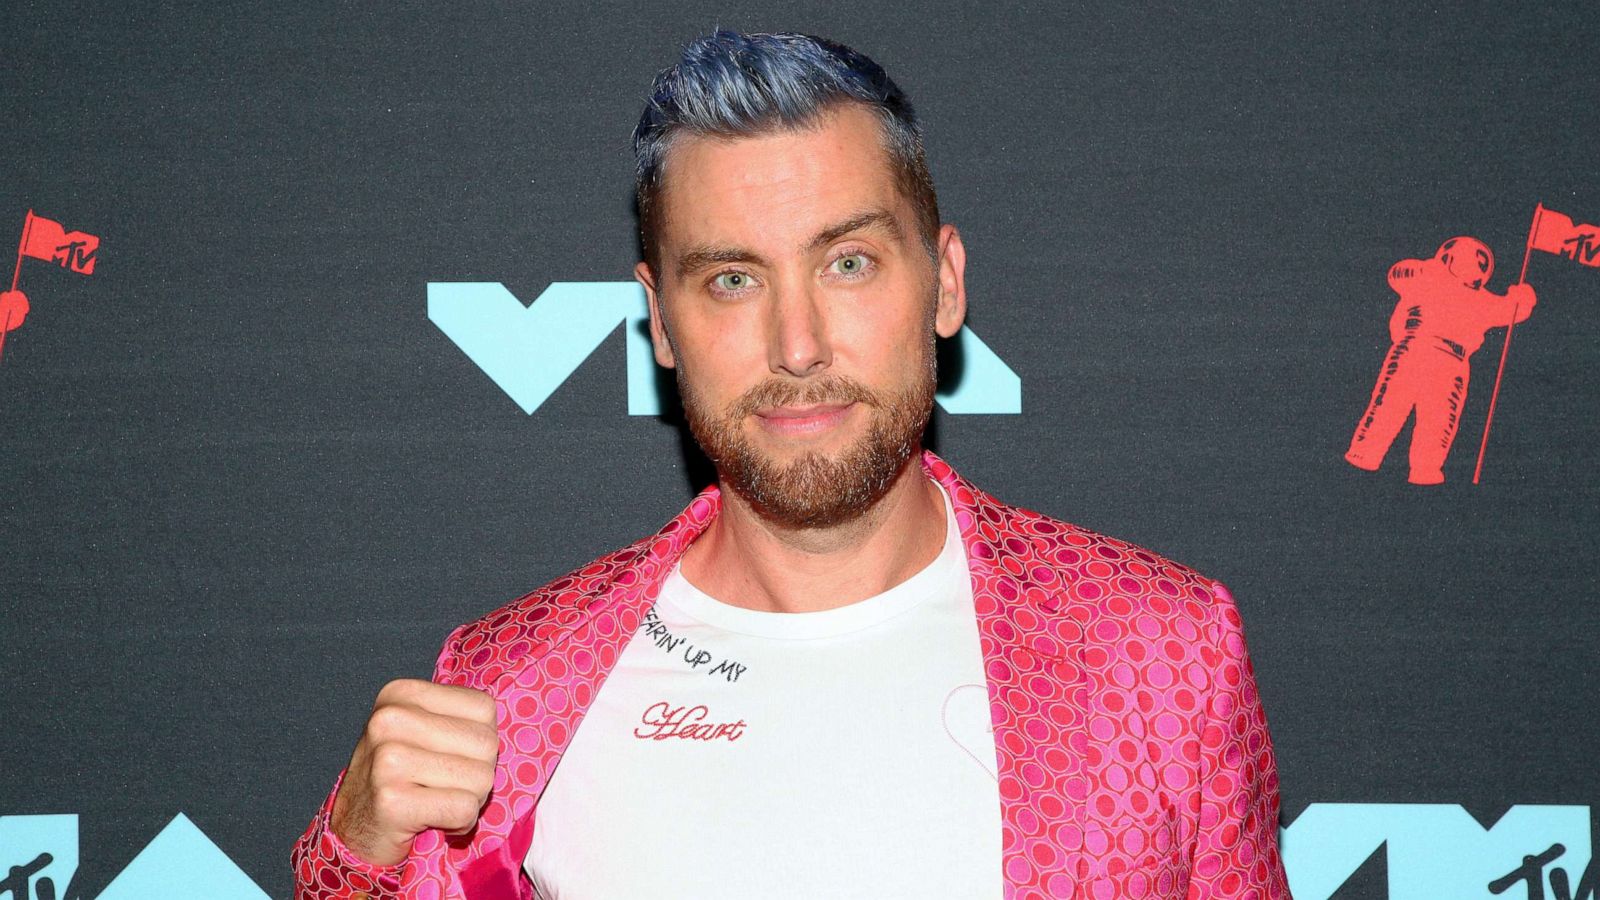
top-left (635, 260), bottom-right (677, 369)
top-left (933, 223), bottom-right (967, 339)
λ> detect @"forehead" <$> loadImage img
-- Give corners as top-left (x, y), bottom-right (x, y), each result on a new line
top-left (654, 104), bottom-right (906, 255)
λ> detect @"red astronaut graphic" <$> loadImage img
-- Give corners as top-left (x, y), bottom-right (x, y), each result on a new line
top-left (1345, 237), bottom-right (1535, 484)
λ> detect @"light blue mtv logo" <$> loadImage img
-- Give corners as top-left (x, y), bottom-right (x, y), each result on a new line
top-left (1282, 804), bottom-right (1593, 900)
top-left (428, 282), bottom-right (1022, 415)
top-left (0, 813), bottom-right (268, 899)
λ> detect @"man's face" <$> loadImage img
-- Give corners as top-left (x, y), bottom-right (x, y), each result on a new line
top-left (635, 103), bottom-right (967, 529)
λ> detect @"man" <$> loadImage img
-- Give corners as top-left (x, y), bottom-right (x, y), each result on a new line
top-left (1345, 236), bottom-right (1536, 484)
top-left (294, 30), bottom-right (1290, 900)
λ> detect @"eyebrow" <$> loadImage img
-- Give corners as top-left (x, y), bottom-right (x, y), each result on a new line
top-left (804, 208), bottom-right (902, 253)
top-left (676, 245), bottom-right (769, 281)
top-left (673, 207), bottom-right (904, 281)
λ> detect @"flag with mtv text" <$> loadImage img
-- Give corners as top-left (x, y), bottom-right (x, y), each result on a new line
top-left (1528, 205), bottom-right (1600, 268)
top-left (21, 211), bottom-right (99, 275)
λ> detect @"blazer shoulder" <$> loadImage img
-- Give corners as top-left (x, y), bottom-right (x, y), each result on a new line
top-left (434, 532), bottom-right (660, 685)
top-left (985, 496), bottom-right (1235, 621)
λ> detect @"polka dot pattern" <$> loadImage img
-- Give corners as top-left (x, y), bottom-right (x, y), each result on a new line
top-left (292, 451), bottom-right (1289, 899)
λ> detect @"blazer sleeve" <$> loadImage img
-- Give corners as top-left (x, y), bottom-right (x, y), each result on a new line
top-left (290, 768), bottom-right (406, 900)
top-left (1186, 581), bottom-right (1292, 899)
top-left (290, 627), bottom-right (470, 900)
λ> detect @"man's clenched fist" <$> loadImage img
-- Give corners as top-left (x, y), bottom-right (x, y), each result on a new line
top-left (330, 679), bottom-right (499, 866)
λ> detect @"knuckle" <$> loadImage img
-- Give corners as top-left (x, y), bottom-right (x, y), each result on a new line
top-left (370, 784), bottom-right (404, 820)
top-left (366, 703), bottom-right (412, 741)
top-left (472, 725), bottom-right (501, 761)
top-left (448, 791), bottom-right (483, 828)
top-left (375, 678), bottom-right (417, 705)
top-left (470, 761), bottom-right (497, 798)
top-left (452, 691), bottom-right (491, 722)
top-left (466, 689), bottom-right (497, 724)
top-left (369, 743), bottom-right (409, 782)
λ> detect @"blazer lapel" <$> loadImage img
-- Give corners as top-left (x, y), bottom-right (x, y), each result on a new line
top-left (457, 488), bottom-right (722, 899)
top-left (927, 452), bottom-right (1086, 899)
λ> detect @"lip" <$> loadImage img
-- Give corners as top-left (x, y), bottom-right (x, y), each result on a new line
top-left (753, 402), bottom-right (856, 435)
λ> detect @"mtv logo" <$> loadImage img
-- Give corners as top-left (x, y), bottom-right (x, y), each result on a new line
top-left (428, 282), bottom-right (1022, 416)
top-left (0, 814), bottom-right (76, 898)
top-left (1281, 803), bottom-right (1593, 900)
top-left (0, 813), bottom-right (269, 900)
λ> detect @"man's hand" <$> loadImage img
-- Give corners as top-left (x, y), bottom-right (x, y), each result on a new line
top-left (329, 679), bottom-right (499, 867)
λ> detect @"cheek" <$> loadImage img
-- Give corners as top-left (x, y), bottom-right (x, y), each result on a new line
top-left (673, 312), bottom-right (765, 399)
top-left (831, 285), bottom-right (935, 368)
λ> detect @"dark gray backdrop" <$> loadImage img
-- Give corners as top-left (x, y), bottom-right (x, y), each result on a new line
top-left (3, 2), bottom-right (1597, 897)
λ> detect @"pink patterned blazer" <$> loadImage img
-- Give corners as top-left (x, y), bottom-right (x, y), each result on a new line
top-left (293, 452), bottom-right (1291, 899)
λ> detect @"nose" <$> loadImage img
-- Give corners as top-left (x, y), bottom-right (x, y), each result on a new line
top-left (767, 280), bottom-right (832, 379)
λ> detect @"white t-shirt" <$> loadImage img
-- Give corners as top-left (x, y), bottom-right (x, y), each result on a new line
top-left (524, 482), bottom-right (1003, 899)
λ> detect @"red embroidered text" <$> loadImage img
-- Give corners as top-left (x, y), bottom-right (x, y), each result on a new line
top-left (634, 702), bottom-right (747, 742)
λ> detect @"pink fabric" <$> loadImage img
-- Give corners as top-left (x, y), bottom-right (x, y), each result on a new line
top-left (293, 452), bottom-right (1290, 899)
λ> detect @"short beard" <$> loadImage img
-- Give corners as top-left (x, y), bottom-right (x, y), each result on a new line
top-left (678, 345), bottom-right (936, 531)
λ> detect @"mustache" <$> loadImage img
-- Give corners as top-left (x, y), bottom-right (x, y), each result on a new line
top-left (729, 375), bottom-right (882, 419)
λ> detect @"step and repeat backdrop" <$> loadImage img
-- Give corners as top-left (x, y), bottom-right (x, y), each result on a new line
top-left (3, 2), bottom-right (1597, 898)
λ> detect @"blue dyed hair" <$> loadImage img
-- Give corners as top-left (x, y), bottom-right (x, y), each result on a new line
top-left (633, 30), bottom-right (940, 272)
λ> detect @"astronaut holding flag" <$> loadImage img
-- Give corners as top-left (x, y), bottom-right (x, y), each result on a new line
top-left (1344, 236), bottom-right (1536, 485)
top-left (1347, 203), bottom-right (1599, 484)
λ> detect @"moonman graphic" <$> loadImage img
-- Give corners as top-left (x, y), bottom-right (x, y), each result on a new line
top-left (294, 31), bottom-right (1290, 900)
top-left (1346, 236), bottom-right (1536, 485)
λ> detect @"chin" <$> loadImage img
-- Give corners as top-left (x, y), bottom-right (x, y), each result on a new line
top-left (730, 433), bottom-right (921, 530)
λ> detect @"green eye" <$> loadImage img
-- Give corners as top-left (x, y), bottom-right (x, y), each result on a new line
top-left (833, 254), bottom-right (868, 275)
top-left (713, 272), bottom-right (751, 291)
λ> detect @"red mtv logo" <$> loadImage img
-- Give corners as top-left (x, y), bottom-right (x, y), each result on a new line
top-left (21, 210), bottom-right (99, 275)
top-left (2, 209), bottom-right (102, 362)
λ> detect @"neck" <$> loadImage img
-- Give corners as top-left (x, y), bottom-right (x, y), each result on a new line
top-left (678, 453), bottom-right (948, 614)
